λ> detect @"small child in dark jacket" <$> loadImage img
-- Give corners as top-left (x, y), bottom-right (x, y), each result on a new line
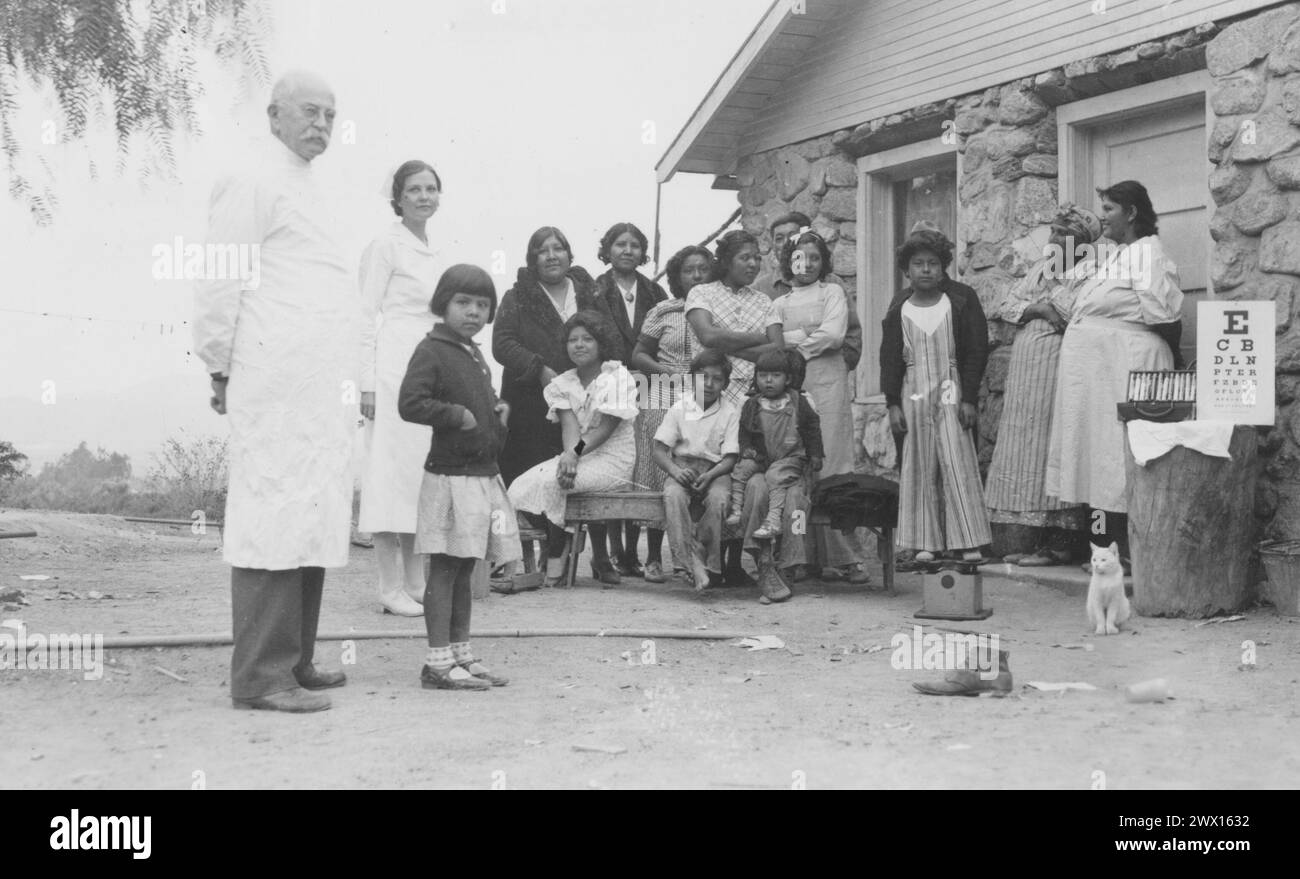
top-left (398, 264), bottom-right (521, 692)
top-left (726, 349), bottom-right (823, 539)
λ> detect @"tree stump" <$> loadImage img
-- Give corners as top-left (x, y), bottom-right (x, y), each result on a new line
top-left (1124, 426), bottom-right (1258, 617)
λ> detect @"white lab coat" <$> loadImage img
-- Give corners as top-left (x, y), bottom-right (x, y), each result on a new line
top-left (193, 139), bottom-right (360, 570)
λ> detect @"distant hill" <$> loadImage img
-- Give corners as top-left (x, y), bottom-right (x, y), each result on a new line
top-left (0, 373), bottom-right (221, 476)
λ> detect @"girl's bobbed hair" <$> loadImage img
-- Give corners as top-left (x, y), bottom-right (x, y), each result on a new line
top-left (597, 222), bottom-right (650, 266)
top-left (711, 230), bottom-right (759, 282)
top-left (780, 231), bottom-right (833, 282)
top-left (1097, 180), bottom-right (1159, 239)
top-left (896, 229), bottom-right (954, 274)
top-left (561, 309), bottom-right (623, 363)
top-left (430, 264), bottom-right (497, 323)
top-left (391, 160), bottom-right (441, 217)
top-left (665, 245), bottom-right (715, 299)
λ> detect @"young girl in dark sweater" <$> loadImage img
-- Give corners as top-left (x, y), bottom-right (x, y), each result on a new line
top-left (398, 264), bottom-right (521, 690)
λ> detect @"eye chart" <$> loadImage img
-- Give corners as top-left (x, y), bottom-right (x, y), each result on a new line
top-left (1197, 301), bottom-right (1275, 425)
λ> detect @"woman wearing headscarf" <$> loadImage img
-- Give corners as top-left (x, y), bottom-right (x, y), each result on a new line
top-left (1045, 181), bottom-right (1184, 560)
top-left (985, 205), bottom-right (1100, 567)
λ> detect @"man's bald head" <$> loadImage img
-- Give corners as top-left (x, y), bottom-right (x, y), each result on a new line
top-left (267, 70), bottom-right (336, 162)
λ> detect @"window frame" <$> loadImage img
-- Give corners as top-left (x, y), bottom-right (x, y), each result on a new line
top-left (1056, 69), bottom-right (1213, 296)
top-left (855, 138), bottom-right (959, 402)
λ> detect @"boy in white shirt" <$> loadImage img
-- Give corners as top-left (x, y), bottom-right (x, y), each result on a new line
top-left (652, 349), bottom-right (740, 590)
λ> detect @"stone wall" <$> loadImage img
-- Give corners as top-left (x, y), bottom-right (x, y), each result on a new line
top-left (731, 22), bottom-right (1220, 492)
top-left (1206, 2), bottom-right (1300, 541)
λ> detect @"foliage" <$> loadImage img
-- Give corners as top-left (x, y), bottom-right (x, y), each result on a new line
top-left (0, 436), bottom-right (227, 519)
top-left (146, 434), bottom-right (228, 518)
top-left (0, 0), bottom-right (273, 223)
top-left (0, 439), bottom-right (28, 479)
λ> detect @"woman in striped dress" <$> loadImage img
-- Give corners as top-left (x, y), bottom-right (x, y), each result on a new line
top-left (880, 229), bottom-right (991, 561)
top-left (985, 206), bottom-right (1100, 566)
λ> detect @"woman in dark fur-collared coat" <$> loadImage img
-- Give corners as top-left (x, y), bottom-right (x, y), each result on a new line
top-left (492, 226), bottom-right (602, 486)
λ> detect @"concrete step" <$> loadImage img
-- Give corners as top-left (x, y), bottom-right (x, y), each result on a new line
top-left (981, 561), bottom-right (1132, 598)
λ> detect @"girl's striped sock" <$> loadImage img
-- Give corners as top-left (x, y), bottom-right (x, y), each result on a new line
top-left (425, 646), bottom-right (454, 669)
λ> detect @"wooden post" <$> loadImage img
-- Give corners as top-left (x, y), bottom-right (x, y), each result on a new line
top-left (1124, 426), bottom-right (1258, 617)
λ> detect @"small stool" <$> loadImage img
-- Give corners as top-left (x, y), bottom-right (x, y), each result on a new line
top-left (563, 491), bottom-right (667, 588)
top-left (500, 526), bottom-right (546, 592)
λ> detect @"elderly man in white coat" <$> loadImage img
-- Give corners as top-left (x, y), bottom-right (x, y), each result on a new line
top-left (194, 70), bottom-right (357, 713)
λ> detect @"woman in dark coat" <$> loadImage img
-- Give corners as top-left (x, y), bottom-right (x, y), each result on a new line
top-left (493, 226), bottom-right (600, 485)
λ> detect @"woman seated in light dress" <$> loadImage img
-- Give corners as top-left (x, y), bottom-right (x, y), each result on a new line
top-left (507, 310), bottom-right (639, 587)
top-left (1045, 180), bottom-right (1184, 565)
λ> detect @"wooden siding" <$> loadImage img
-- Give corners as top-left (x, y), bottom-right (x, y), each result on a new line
top-left (661, 0), bottom-right (1284, 179)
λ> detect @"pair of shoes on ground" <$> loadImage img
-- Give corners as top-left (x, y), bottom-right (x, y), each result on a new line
top-left (421, 662), bottom-right (508, 691)
top-left (232, 663), bottom-right (347, 712)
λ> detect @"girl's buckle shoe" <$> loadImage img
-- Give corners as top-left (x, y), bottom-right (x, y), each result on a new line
top-left (460, 662), bottom-right (508, 687)
top-left (421, 664), bottom-right (490, 691)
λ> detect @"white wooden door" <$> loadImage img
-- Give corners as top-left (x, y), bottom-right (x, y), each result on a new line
top-left (1087, 98), bottom-right (1209, 365)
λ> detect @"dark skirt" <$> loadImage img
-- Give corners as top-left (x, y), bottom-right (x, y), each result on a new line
top-left (500, 379), bottom-right (563, 486)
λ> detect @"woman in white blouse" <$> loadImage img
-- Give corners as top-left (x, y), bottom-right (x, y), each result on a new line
top-left (1046, 180), bottom-right (1184, 557)
top-left (357, 161), bottom-right (442, 616)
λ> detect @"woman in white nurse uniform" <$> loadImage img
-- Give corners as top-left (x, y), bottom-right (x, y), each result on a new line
top-left (359, 161), bottom-right (443, 616)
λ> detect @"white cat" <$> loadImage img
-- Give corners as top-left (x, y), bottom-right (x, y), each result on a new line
top-left (1086, 542), bottom-right (1131, 636)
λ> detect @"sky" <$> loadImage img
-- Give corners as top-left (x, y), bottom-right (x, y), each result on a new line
top-left (0, 0), bottom-right (770, 470)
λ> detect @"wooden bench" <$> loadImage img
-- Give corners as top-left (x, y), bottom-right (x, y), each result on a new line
top-left (560, 488), bottom-right (896, 593)
top-left (563, 491), bottom-right (666, 589)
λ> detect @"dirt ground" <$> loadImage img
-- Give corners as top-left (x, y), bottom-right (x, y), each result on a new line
top-left (2, 509), bottom-right (1298, 790)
